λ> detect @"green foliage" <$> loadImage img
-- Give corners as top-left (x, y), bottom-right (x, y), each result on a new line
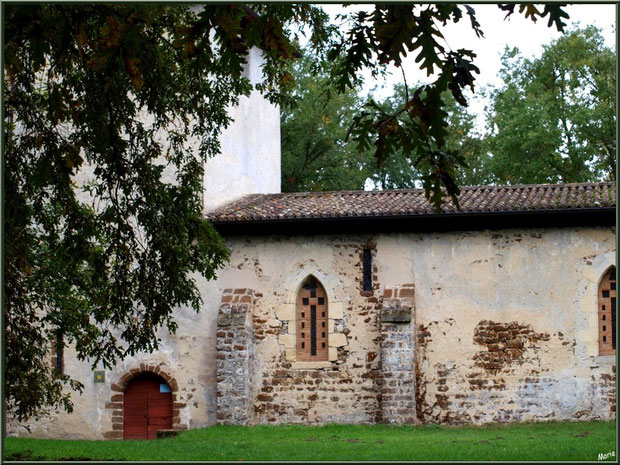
top-left (363, 84), bottom-right (487, 190)
top-left (4, 3), bottom-right (574, 424)
top-left (4, 421), bottom-right (616, 461)
top-left (363, 24), bottom-right (615, 189)
top-left (442, 93), bottom-right (492, 187)
top-left (332, 3), bottom-right (568, 209)
top-left (280, 55), bottom-right (371, 192)
top-left (3, 3), bottom-right (328, 423)
top-left (485, 26), bottom-right (616, 184)
top-left (281, 69), bottom-right (484, 192)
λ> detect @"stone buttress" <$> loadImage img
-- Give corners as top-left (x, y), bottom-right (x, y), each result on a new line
top-left (380, 284), bottom-right (416, 424)
top-left (216, 288), bottom-right (256, 424)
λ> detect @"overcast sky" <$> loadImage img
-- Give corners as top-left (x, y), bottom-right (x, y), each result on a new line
top-left (320, 3), bottom-right (616, 129)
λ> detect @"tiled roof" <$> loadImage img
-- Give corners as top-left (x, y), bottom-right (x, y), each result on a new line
top-left (207, 182), bottom-right (616, 222)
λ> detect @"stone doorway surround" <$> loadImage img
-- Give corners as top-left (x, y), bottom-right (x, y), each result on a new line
top-left (103, 364), bottom-right (185, 439)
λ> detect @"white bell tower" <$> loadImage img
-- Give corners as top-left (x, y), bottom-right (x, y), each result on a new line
top-left (202, 47), bottom-right (282, 211)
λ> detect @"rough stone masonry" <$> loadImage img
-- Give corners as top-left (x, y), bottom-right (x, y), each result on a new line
top-left (216, 288), bottom-right (256, 425)
top-left (380, 284), bottom-right (416, 424)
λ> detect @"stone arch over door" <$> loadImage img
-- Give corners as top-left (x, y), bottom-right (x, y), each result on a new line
top-left (104, 364), bottom-right (184, 439)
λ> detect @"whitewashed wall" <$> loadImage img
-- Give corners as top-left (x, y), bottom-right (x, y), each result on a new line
top-left (202, 47), bottom-right (281, 211)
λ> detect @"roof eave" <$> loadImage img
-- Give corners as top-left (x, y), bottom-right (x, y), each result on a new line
top-left (209, 207), bottom-right (616, 236)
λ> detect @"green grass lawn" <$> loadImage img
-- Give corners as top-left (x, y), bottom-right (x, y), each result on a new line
top-left (3, 421), bottom-right (616, 462)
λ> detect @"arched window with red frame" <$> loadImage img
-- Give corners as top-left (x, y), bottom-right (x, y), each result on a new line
top-left (599, 266), bottom-right (616, 355)
top-left (296, 276), bottom-right (328, 361)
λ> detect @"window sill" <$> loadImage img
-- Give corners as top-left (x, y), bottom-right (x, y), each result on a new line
top-left (291, 361), bottom-right (332, 370)
top-left (595, 354), bottom-right (616, 364)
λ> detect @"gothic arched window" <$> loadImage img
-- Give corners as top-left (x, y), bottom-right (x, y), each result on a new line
top-left (296, 277), bottom-right (328, 361)
top-left (599, 266), bottom-right (616, 355)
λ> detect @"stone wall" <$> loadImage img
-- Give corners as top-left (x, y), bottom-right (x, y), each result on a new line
top-left (380, 284), bottom-right (416, 424)
top-left (218, 226), bottom-right (615, 426)
top-left (246, 239), bottom-right (384, 424)
top-left (216, 288), bottom-right (256, 425)
top-left (9, 226), bottom-right (616, 438)
top-left (406, 228), bottom-right (617, 424)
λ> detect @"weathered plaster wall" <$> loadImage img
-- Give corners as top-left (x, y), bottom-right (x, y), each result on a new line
top-left (218, 237), bottom-right (384, 424)
top-left (7, 273), bottom-right (223, 439)
top-left (9, 225), bottom-right (615, 438)
top-left (401, 227), bottom-right (617, 424)
top-left (216, 226), bottom-right (615, 426)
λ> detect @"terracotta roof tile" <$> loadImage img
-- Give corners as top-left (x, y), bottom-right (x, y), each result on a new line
top-left (207, 182), bottom-right (616, 222)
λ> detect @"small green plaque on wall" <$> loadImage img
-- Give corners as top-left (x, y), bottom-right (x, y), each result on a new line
top-left (94, 371), bottom-right (105, 383)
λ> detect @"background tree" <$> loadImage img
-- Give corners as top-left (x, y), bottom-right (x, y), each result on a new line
top-left (484, 25), bottom-right (616, 184)
top-left (281, 55), bottom-right (371, 192)
top-left (363, 84), bottom-right (420, 190)
top-left (281, 71), bottom-right (490, 191)
top-left (443, 92), bottom-right (493, 187)
top-left (365, 84), bottom-right (491, 189)
top-left (336, 3), bottom-right (569, 207)
top-left (4, 3), bottom-right (570, 424)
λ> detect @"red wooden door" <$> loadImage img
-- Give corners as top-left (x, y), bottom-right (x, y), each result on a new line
top-left (123, 374), bottom-right (172, 440)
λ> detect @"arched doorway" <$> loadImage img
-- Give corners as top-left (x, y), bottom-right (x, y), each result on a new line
top-left (123, 373), bottom-right (172, 440)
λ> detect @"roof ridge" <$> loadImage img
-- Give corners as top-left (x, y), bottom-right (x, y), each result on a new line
top-left (271, 181), bottom-right (615, 197)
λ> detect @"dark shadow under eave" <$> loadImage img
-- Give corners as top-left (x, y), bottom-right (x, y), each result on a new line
top-left (210, 207), bottom-right (616, 236)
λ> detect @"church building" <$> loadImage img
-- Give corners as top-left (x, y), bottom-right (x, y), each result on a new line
top-left (9, 48), bottom-right (616, 440)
